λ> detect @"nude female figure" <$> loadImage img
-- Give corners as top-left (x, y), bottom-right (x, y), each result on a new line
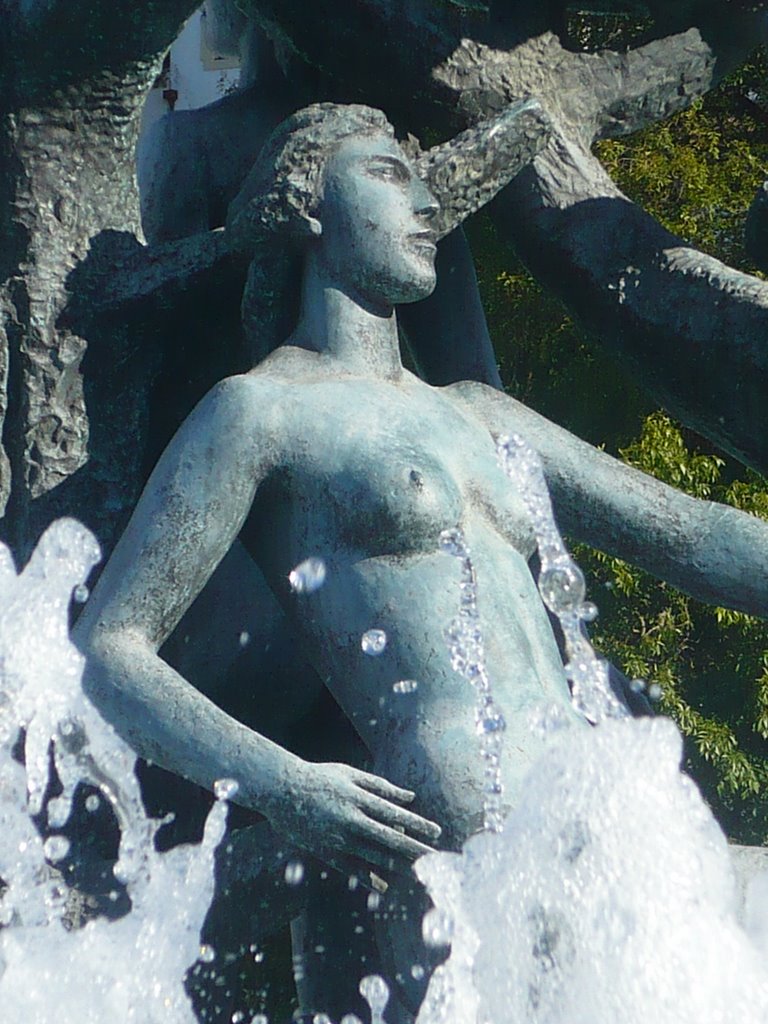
top-left (75, 103), bottom-right (768, 1020)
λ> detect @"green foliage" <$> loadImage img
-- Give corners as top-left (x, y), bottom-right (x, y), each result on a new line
top-left (596, 97), bottom-right (768, 271)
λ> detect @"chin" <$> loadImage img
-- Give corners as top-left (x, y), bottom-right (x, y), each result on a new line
top-left (389, 260), bottom-right (437, 305)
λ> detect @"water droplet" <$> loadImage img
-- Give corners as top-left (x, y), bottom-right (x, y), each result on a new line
top-left (538, 561), bottom-right (586, 614)
top-left (214, 778), bottom-right (239, 800)
top-left (422, 907), bottom-right (454, 947)
top-left (629, 678), bottom-right (647, 693)
top-left (73, 583), bottom-right (89, 603)
top-left (199, 944), bottom-right (216, 963)
top-left (284, 859), bottom-right (305, 885)
top-left (47, 795), bottom-right (72, 828)
top-left (340, 1016), bottom-right (363, 1024)
top-left (359, 974), bottom-right (390, 1015)
top-left (411, 963), bottom-right (425, 980)
top-left (239, 631), bottom-right (250, 647)
top-left (43, 835), bottom-right (70, 862)
top-left (530, 703), bottom-right (572, 739)
top-left (348, 874), bottom-right (359, 891)
top-left (580, 601), bottom-right (599, 622)
top-left (477, 711), bottom-right (506, 735)
top-left (250, 1016), bottom-right (268, 1024)
top-left (648, 683), bottom-right (663, 701)
top-left (232, 1013), bottom-right (245, 1023)
top-left (85, 793), bottom-right (100, 812)
top-left (438, 527), bottom-right (466, 558)
top-left (367, 891), bottom-right (381, 911)
top-left (393, 679), bottom-right (418, 694)
top-left (313, 1013), bottom-right (332, 1024)
top-left (289, 556), bottom-right (327, 594)
top-left (361, 629), bottom-right (387, 656)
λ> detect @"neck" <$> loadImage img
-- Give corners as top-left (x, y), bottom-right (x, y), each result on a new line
top-left (288, 249), bottom-right (403, 379)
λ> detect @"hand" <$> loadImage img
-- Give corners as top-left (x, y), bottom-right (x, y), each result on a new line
top-left (267, 760), bottom-right (442, 878)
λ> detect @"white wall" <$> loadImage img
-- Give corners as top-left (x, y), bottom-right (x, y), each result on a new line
top-left (139, 8), bottom-right (240, 140)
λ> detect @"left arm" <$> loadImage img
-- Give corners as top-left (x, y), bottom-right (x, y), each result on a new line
top-left (451, 379), bottom-right (768, 619)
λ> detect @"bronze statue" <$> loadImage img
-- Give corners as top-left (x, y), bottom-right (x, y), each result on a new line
top-left (75, 102), bottom-right (768, 1021)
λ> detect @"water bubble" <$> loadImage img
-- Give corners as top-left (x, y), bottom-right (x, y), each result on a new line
top-left (43, 835), bottom-right (70, 862)
top-left (250, 1017), bottom-right (268, 1024)
top-left (530, 703), bottom-right (573, 739)
top-left (239, 631), bottom-right (250, 647)
top-left (214, 778), bottom-right (239, 800)
top-left (361, 629), bottom-right (387, 656)
top-left (340, 1016), bottom-right (364, 1024)
top-left (359, 974), bottom-right (390, 1016)
top-left (393, 679), bottom-right (418, 694)
top-left (199, 944), bottom-right (216, 963)
top-left (438, 527), bottom-right (467, 558)
top-left (47, 796), bottom-right (72, 828)
top-left (629, 678), bottom-right (647, 693)
top-left (538, 561), bottom-right (586, 614)
top-left (477, 711), bottom-right (506, 735)
top-left (423, 907), bottom-right (454, 947)
top-left (648, 683), bottom-right (663, 701)
top-left (580, 601), bottom-right (599, 622)
top-left (367, 892), bottom-right (382, 911)
top-left (85, 793), bottom-right (100, 812)
top-left (73, 583), bottom-right (89, 603)
top-left (289, 556), bottom-right (327, 594)
top-left (313, 1015), bottom-right (332, 1024)
top-left (348, 874), bottom-right (359, 891)
top-left (231, 1013), bottom-right (245, 1023)
top-left (284, 859), bottom-right (305, 886)
top-left (411, 963), bottom-right (425, 980)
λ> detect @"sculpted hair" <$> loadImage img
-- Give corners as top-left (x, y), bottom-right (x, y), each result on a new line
top-left (226, 102), bottom-right (394, 252)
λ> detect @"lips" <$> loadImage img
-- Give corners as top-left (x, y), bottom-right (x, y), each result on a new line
top-left (409, 230), bottom-right (437, 255)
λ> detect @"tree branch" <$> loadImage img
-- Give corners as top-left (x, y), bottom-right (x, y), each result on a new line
top-left (9, 0), bottom-right (200, 97)
top-left (494, 128), bottom-right (768, 474)
top-left (586, 14), bottom-right (768, 141)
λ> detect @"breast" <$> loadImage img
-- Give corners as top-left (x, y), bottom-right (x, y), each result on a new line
top-left (325, 440), bottom-right (464, 556)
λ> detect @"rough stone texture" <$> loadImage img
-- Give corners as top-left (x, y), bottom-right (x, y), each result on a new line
top-left (415, 98), bottom-right (552, 239)
top-left (0, 1), bottom-right (201, 553)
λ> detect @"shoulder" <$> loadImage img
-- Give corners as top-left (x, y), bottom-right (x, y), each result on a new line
top-left (166, 372), bottom-right (292, 480)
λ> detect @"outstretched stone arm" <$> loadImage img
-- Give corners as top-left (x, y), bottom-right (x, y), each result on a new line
top-left (452, 380), bottom-right (768, 619)
top-left (73, 374), bottom-right (440, 874)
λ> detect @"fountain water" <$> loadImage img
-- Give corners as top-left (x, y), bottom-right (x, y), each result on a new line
top-left (4, 440), bottom-right (768, 1024)
top-left (0, 519), bottom-right (227, 1024)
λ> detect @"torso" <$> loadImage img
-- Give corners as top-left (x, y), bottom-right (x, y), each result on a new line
top-left (240, 349), bottom-right (581, 846)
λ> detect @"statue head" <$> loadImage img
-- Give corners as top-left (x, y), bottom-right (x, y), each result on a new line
top-left (228, 103), bottom-right (439, 353)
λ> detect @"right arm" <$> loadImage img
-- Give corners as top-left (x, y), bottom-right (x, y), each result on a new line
top-left (75, 374), bottom-right (439, 872)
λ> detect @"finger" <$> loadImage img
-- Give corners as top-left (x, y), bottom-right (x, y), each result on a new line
top-left (359, 791), bottom-right (442, 842)
top-left (317, 836), bottom-right (415, 880)
top-left (357, 815), bottom-right (438, 863)
top-left (347, 769), bottom-right (416, 804)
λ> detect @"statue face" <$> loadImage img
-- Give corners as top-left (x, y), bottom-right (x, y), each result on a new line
top-left (317, 134), bottom-right (439, 306)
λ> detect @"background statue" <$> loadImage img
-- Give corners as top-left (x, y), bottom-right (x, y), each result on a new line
top-left (75, 101), bottom-right (768, 1021)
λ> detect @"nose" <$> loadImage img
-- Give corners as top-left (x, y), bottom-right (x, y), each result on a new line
top-left (412, 177), bottom-right (440, 221)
